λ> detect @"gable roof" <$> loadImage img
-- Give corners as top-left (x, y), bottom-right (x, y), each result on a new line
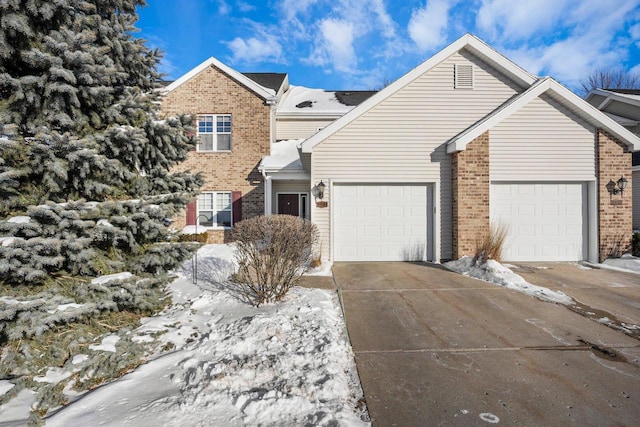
top-left (162, 57), bottom-right (278, 102)
top-left (447, 78), bottom-right (640, 153)
top-left (242, 73), bottom-right (287, 93)
top-left (300, 33), bottom-right (537, 153)
top-left (586, 88), bottom-right (640, 110)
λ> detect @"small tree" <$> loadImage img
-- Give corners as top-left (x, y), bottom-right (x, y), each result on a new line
top-left (231, 215), bottom-right (319, 306)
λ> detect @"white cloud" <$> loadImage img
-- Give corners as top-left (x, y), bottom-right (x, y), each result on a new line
top-left (307, 18), bottom-right (357, 73)
top-left (500, 0), bottom-right (640, 89)
top-left (226, 35), bottom-right (284, 64)
top-left (408, 0), bottom-right (452, 53)
top-left (629, 22), bottom-right (640, 47)
top-left (236, 1), bottom-right (256, 12)
top-left (476, 0), bottom-right (569, 41)
top-left (278, 0), bottom-right (320, 21)
top-left (217, 0), bottom-right (231, 15)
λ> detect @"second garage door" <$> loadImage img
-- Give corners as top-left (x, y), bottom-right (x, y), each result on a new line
top-left (491, 182), bottom-right (587, 261)
top-left (334, 184), bottom-right (430, 261)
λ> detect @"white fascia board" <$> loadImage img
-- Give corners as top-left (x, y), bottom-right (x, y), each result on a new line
top-left (300, 33), bottom-right (537, 153)
top-left (598, 91), bottom-right (640, 110)
top-left (162, 57), bottom-right (277, 102)
top-left (448, 78), bottom-right (640, 153)
top-left (276, 112), bottom-right (344, 120)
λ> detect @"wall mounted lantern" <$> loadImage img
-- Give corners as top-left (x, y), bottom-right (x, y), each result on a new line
top-left (316, 180), bottom-right (326, 199)
top-left (606, 176), bottom-right (628, 195)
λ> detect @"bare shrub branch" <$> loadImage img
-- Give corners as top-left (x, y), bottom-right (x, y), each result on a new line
top-left (580, 68), bottom-right (640, 96)
top-left (474, 222), bottom-right (510, 264)
top-left (230, 215), bottom-right (319, 306)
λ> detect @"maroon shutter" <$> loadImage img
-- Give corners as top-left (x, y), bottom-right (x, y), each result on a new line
top-left (232, 191), bottom-right (242, 225)
top-left (186, 201), bottom-right (197, 225)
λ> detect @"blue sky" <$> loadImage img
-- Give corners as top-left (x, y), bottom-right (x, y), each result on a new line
top-left (136, 0), bottom-right (640, 92)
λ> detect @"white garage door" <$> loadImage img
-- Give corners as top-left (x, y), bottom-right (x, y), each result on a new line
top-left (491, 183), bottom-right (586, 261)
top-left (334, 184), bottom-right (430, 261)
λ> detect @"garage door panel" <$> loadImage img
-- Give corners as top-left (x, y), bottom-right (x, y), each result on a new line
top-left (334, 184), bottom-right (429, 261)
top-left (491, 183), bottom-right (586, 262)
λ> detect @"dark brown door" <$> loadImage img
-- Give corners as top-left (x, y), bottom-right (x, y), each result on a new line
top-left (278, 194), bottom-right (299, 216)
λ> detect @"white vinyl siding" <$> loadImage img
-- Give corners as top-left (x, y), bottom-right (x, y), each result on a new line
top-left (276, 118), bottom-right (337, 140)
top-left (312, 49), bottom-right (524, 260)
top-left (271, 180), bottom-right (310, 215)
top-left (490, 95), bottom-right (596, 181)
top-left (491, 183), bottom-right (587, 261)
top-left (634, 170), bottom-right (640, 230)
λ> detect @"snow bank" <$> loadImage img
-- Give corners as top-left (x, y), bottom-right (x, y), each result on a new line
top-left (45, 244), bottom-right (368, 426)
top-left (444, 256), bottom-right (574, 305)
top-left (601, 254), bottom-right (640, 274)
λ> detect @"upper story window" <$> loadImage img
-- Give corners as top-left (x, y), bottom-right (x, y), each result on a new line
top-left (197, 114), bottom-right (231, 151)
top-left (198, 191), bottom-right (231, 227)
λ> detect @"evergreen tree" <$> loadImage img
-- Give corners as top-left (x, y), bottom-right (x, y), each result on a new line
top-left (0, 0), bottom-right (202, 285)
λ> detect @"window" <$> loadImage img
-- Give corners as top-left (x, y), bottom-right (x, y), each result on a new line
top-left (454, 64), bottom-right (474, 89)
top-left (197, 114), bottom-right (231, 151)
top-left (198, 192), bottom-right (232, 227)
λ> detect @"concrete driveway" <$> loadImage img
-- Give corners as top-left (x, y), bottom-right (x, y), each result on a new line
top-left (332, 262), bottom-right (640, 426)
top-left (511, 263), bottom-right (640, 339)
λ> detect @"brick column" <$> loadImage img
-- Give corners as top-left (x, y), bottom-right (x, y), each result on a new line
top-left (597, 130), bottom-right (632, 261)
top-left (451, 131), bottom-right (490, 259)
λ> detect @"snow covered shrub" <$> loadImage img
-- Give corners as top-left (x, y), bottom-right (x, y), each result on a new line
top-left (230, 215), bottom-right (319, 306)
top-left (474, 222), bottom-right (509, 264)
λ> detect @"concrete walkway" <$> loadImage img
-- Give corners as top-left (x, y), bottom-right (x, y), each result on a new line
top-left (332, 262), bottom-right (640, 427)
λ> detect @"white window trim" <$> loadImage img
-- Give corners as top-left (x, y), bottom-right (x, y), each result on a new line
top-left (197, 191), bottom-right (232, 229)
top-left (196, 114), bottom-right (232, 152)
top-left (276, 192), bottom-right (310, 219)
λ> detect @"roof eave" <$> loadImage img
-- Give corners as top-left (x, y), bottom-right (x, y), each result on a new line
top-left (162, 57), bottom-right (276, 101)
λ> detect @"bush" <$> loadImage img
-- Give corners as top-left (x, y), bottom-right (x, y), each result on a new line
top-left (474, 222), bottom-right (509, 264)
top-left (230, 215), bottom-right (319, 306)
top-left (601, 232), bottom-right (632, 259)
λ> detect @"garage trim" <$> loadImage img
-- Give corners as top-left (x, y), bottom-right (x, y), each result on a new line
top-left (329, 180), bottom-right (438, 262)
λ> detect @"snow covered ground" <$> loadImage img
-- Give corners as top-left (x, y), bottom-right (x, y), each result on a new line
top-left (444, 256), bottom-right (574, 305)
top-left (1, 244), bottom-right (368, 426)
top-left (599, 254), bottom-right (640, 274)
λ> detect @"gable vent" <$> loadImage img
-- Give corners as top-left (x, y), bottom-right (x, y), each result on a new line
top-left (454, 64), bottom-right (474, 89)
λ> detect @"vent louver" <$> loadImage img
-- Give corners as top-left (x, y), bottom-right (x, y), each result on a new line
top-left (454, 64), bottom-right (474, 89)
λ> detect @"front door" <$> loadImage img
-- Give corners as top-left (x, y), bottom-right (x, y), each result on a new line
top-left (278, 194), bottom-right (300, 217)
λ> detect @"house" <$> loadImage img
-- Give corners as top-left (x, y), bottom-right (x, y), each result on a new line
top-left (162, 34), bottom-right (640, 263)
top-left (585, 89), bottom-right (640, 230)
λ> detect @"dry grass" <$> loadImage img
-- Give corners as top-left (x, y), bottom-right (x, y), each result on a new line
top-left (473, 222), bottom-right (510, 264)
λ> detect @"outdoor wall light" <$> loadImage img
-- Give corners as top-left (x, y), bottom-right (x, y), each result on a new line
top-left (316, 180), bottom-right (326, 199)
top-left (606, 176), bottom-right (628, 195)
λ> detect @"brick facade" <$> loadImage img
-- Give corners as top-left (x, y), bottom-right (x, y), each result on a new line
top-left (161, 66), bottom-right (271, 243)
top-left (451, 131), bottom-right (490, 259)
top-left (596, 129), bottom-right (633, 261)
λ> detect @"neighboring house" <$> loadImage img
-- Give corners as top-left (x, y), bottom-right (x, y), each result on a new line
top-left (586, 89), bottom-right (640, 230)
top-left (162, 34), bottom-right (640, 263)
